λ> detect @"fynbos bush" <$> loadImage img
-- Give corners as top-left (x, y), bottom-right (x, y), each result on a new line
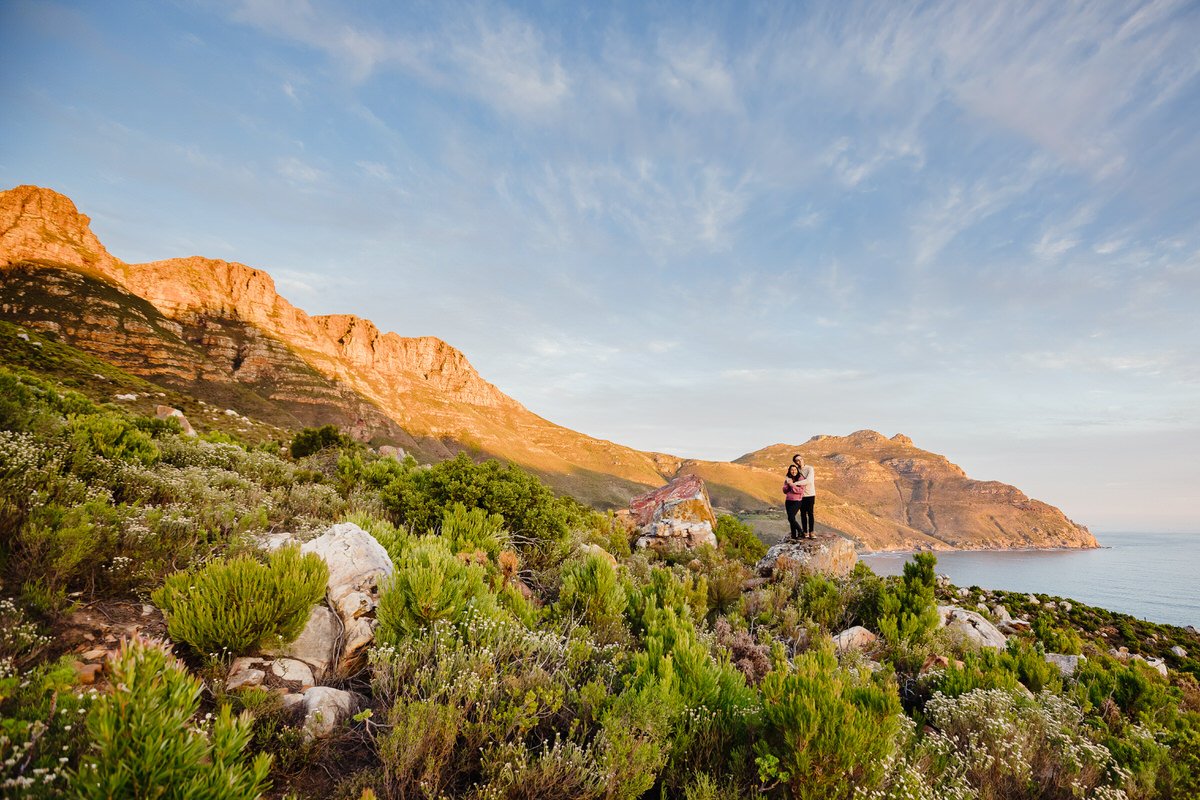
top-left (75, 639), bottom-right (271, 799)
top-left (152, 546), bottom-right (328, 656)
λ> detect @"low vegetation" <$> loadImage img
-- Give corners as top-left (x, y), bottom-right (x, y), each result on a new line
top-left (1, 355), bottom-right (1199, 799)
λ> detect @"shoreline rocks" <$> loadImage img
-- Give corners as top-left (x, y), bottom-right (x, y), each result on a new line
top-left (756, 535), bottom-right (858, 578)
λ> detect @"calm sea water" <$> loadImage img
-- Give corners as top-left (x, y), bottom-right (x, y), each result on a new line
top-left (859, 532), bottom-right (1200, 628)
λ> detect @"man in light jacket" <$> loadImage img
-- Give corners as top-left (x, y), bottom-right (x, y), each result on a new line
top-left (792, 454), bottom-right (816, 536)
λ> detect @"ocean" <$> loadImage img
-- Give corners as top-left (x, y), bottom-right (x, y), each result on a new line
top-left (859, 532), bottom-right (1200, 628)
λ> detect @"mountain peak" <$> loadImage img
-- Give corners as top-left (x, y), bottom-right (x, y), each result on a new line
top-left (0, 184), bottom-right (120, 276)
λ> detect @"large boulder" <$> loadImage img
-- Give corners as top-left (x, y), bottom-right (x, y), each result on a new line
top-left (938, 605), bottom-right (1008, 650)
top-left (756, 534), bottom-right (858, 578)
top-left (263, 605), bottom-right (340, 680)
top-left (300, 686), bottom-right (358, 739)
top-left (300, 522), bottom-right (394, 675)
top-left (629, 475), bottom-right (718, 550)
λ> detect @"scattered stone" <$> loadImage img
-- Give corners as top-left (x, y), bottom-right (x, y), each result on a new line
top-left (1026, 594), bottom-right (1040, 605)
top-left (957, 587), bottom-right (970, 598)
top-left (271, 658), bottom-right (315, 690)
top-left (154, 405), bottom-right (196, 436)
top-left (227, 658), bottom-right (267, 691)
top-left (80, 647), bottom-right (109, 662)
top-left (998, 618), bottom-right (1031, 635)
top-left (936, 574), bottom-right (951, 588)
top-left (756, 536), bottom-right (858, 579)
top-left (992, 604), bottom-right (1012, 623)
top-left (1134, 654), bottom-right (1169, 677)
top-left (629, 475), bottom-right (719, 550)
top-left (301, 686), bottom-right (358, 739)
top-left (1043, 601), bottom-right (1057, 611)
top-left (17, 332), bottom-right (30, 341)
top-left (224, 408), bottom-right (239, 416)
top-left (832, 626), bottom-right (878, 655)
top-left (1170, 645), bottom-right (1188, 659)
top-left (263, 605), bottom-right (340, 680)
top-left (938, 605), bottom-right (1008, 650)
top-left (578, 543), bottom-right (618, 567)
top-left (377, 445), bottom-right (406, 460)
top-left (115, 393), bottom-right (138, 401)
top-left (977, 602), bottom-right (990, 614)
top-left (1045, 653), bottom-right (1086, 677)
top-left (74, 661), bottom-right (102, 685)
top-left (141, 604), bottom-right (154, 617)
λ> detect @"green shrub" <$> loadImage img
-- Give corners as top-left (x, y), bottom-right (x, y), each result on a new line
top-left (68, 413), bottom-right (159, 472)
top-left (379, 453), bottom-right (592, 572)
top-left (1033, 613), bottom-right (1084, 655)
top-left (375, 537), bottom-right (495, 644)
top-left (152, 546), bottom-right (328, 657)
top-left (755, 647), bottom-right (902, 799)
top-left (439, 501), bottom-right (510, 560)
top-left (0, 655), bottom-right (91, 799)
top-left (878, 553), bottom-right (939, 654)
top-left (289, 424), bottom-right (353, 458)
top-left (798, 573), bottom-right (844, 630)
top-left (75, 639), bottom-right (271, 799)
top-left (556, 554), bottom-right (628, 644)
top-left (713, 515), bottom-right (766, 565)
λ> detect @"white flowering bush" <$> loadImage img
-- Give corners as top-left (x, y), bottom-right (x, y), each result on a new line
top-left (924, 688), bottom-right (1129, 799)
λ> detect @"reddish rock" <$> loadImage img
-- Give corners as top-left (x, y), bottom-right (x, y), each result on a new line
top-left (74, 661), bottom-right (102, 685)
top-left (629, 475), bottom-right (718, 550)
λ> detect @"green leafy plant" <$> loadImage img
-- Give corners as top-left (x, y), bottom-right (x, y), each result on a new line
top-left (75, 639), bottom-right (271, 799)
top-left (556, 554), bottom-right (628, 644)
top-left (713, 515), bottom-right (766, 565)
top-left (375, 537), bottom-right (495, 644)
top-left (755, 647), bottom-right (901, 799)
top-left (152, 546), bottom-right (328, 656)
top-left (289, 424), bottom-right (353, 459)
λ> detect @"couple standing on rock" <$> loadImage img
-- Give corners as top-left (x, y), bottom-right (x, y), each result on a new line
top-left (784, 454), bottom-right (817, 540)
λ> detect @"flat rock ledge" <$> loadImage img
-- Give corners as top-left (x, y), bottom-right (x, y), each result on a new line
top-left (756, 534), bottom-right (858, 578)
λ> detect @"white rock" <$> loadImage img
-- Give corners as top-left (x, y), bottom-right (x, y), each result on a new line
top-left (976, 602), bottom-right (990, 614)
top-left (224, 408), bottom-right (239, 416)
top-left (17, 332), bottom-right (30, 341)
top-left (1060, 602), bottom-right (1072, 612)
top-left (938, 605), bottom-right (1007, 650)
top-left (115, 393), bottom-right (138, 401)
top-left (264, 605), bottom-right (340, 680)
top-left (341, 617), bottom-right (377, 666)
top-left (992, 604), bottom-right (1013, 624)
top-left (755, 538), bottom-right (858, 579)
top-left (271, 658), bottom-right (315, 689)
top-left (1132, 654), bottom-right (1169, 677)
top-left (832, 626), bottom-right (878, 655)
top-left (578, 542), bottom-right (618, 567)
top-left (301, 687), bottom-right (358, 738)
top-left (957, 587), bottom-right (970, 598)
top-left (1043, 601), bottom-right (1057, 611)
top-left (255, 532), bottom-right (299, 552)
top-left (1044, 653), bottom-right (1086, 677)
top-left (301, 522), bottom-right (394, 610)
top-left (998, 618), bottom-right (1031, 635)
top-left (1027, 594), bottom-right (1040, 605)
top-left (1170, 645), bottom-right (1188, 659)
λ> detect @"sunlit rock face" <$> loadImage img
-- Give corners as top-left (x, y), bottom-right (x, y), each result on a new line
top-left (630, 475), bottom-right (719, 551)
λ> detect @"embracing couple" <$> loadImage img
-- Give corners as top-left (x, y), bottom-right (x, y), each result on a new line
top-left (783, 453), bottom-right (816, 540)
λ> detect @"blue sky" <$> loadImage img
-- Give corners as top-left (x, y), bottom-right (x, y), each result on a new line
top-left (2, 0), bottom-right (1199, 531)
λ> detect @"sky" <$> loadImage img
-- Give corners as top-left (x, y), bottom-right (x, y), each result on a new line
top-left (2, 0), bottom-right (1199, 532)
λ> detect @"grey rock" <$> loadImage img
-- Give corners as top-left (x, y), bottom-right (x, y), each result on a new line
top-left (1170, 645), bottom-right (1188, 659)
top-left (1044, 653), bottom-right (1086, 677)
top-left (302, 522), bottom-right (394, 610)
top-left (938, 605), bottom-right (1007, 650)
top-left (301, 686), bottom-right (358, 738)
top-left (992, 604), bottom-right (1013, 624)
top-left (756, 537), bottom-right (858, 579)
top-left (271, 658), bottom-right (315, 690)
top-left (264, 605), bottom-right (340, 680)
top-left (1026, 594), bottom-right (1040, 605)
top-left (227, 657), bottom-right (266, 691)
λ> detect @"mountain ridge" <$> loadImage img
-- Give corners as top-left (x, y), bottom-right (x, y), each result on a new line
top-left (0, 184), bottom-right (1097, 551)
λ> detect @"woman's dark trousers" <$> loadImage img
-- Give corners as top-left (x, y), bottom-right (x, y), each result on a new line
top-left (786, 499), bottom-right (803, 539)
top-left (800, 496), bottom-right (815, 534)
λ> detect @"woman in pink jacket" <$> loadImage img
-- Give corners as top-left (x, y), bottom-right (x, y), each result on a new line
top-left (783, 464), bottom-right (807, 540)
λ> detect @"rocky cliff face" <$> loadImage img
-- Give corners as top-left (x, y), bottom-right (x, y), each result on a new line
top-left (0, 185), bottom-right (1098, 551)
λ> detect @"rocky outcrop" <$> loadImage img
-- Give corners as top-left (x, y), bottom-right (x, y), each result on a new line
top-left (756, 535), bottom-right (858, 578)
top-left (832, 626), bottom-right (877, 655)
top-left (629, 475), bottom-right (718, 550)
